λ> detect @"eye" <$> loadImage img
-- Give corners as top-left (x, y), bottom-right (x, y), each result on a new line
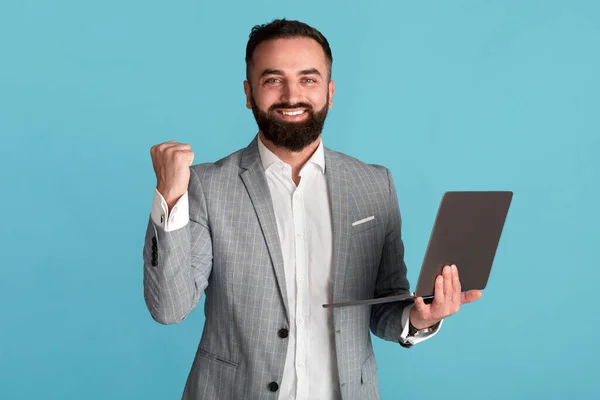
top-left (302, 78), bottom-right (317, 83)
top-left (265, 78), bottom-right (282, 84)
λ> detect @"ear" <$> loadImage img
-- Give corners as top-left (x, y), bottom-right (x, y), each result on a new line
top-left (328, 80), bottom-right (335, 108)
top-left (244, 80), bottom-right (252, 109)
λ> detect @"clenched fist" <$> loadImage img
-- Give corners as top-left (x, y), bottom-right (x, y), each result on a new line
top-left (150, 141), bottom-right (195, 211)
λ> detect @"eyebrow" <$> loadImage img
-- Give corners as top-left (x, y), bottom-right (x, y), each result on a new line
top-left (259, 68), bottom-right (323, 79)
top-left (299, 68), bottom-right (322, 76)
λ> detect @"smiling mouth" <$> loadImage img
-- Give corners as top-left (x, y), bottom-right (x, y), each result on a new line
top-left (276, 109), bottom-right (307, 116)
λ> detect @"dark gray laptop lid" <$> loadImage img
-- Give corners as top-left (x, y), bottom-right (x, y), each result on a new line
top-left (414, 191), bottom-right (513, 297)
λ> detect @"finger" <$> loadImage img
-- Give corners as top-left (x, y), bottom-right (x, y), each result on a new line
top-left (461, 289), bottom-right (483, 304)
top-left (164, 144), bottom-right (192, 153)
top-left (166, 147), bottom-right (192, 161)
top-left (433, 274), bottom-right (445, 305)
top-left (156, 141), bottom-right (185, 152)
top-left (443, 265), bottom-right (454, 299)
top-left (452, 265), bottom-right (461, 305)
top-left (172, 149), bottom-right (194, 164)
top-left (154, 142), bottom-right (173, 153)
top-left (175, 150), bottom-right (195, 166)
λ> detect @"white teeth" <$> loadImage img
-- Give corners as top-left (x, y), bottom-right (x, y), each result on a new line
top-left (281, 110), bottom-right (304, 116)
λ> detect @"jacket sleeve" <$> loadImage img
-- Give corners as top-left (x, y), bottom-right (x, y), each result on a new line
top-left (142, 167), bottom-right (213, 324)
top-left (369, 168), bottom-right (413, 342)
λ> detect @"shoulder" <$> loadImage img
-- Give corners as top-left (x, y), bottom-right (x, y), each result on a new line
top-left (189, 147), bottom-right (245, 180)
top-left (326, 148), bottom-right (398, 217)
top-left (325, 147), bottom-right (392, 183)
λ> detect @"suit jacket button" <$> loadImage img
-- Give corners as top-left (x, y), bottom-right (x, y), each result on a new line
top-left (151, 259), bottom-right (158, 266)
top-left (268, 382), bottom-right (279, 392)
top-left (278, 328), bottom-right (288, 338)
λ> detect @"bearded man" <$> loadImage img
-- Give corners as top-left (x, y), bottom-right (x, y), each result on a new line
top-left (143, 18), bottom-right (481, 400)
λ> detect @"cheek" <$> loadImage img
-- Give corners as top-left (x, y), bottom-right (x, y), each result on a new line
top-left (308, 90), bottom-right (328, 109)
top-left (253, 89), bottom-right (280, 110)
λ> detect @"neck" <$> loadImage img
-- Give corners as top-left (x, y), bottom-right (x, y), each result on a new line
top-left (258, 132), bottom-right (321, 184)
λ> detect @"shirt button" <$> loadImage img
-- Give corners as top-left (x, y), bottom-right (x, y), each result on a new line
top-left (298, 318), bottom-right (304, 325)
top-left (278, 328), bottom-right (289, 338)
top-left (298, 276), bottom-right (305, 282)
top-left (297, 362), bottom-right (305, 368)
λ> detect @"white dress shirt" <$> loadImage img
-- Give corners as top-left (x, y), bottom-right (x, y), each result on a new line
top-left (150, 138), bottom-right (440, 399)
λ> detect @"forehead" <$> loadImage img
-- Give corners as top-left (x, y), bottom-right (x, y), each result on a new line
top-left (250, 37), bottom-right (328, 75)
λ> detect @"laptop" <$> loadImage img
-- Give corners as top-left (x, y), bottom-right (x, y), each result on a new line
top-left (323, 191), bottom-right (513, 308)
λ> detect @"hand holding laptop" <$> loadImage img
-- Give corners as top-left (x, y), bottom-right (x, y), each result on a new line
top-left (323, 191), bottom-right (513, 324)
top-left (409, 264), bottom-right (483, 330)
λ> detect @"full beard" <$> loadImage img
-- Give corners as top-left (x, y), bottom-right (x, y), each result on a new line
top-left (250, 93), bottom-right (329, 152)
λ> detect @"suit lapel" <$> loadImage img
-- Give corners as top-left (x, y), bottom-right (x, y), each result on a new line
top-left (324, 149), bottom-right (352, 303)
top-left (239, 138), bottom-right (289, 320)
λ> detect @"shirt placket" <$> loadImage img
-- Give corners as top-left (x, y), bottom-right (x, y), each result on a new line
top-left (292, 179), bottom-right (309, 398)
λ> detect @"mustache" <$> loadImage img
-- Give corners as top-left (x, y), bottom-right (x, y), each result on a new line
top-left (268, 102), bottom-right (313, 112)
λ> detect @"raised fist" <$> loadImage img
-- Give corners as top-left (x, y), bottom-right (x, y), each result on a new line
top-left (150, 141), bottom-right (194, 210)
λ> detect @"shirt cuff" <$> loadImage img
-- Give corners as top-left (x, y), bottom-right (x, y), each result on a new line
top-left (150, 189), bottom-right (190, 232)
top-left (398, 304), bottom-right (443, 346)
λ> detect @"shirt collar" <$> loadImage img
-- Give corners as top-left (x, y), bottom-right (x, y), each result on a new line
top-left (257, 135), bottom-right (326, 174)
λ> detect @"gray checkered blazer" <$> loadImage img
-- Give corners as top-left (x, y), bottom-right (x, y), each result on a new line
top-left (143, 137), bottom-right (412, 400)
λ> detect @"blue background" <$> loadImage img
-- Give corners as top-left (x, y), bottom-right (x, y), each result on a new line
top-left (1, 0), bottom-right (598, 399)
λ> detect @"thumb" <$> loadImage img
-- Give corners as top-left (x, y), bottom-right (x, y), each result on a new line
top-left (460, 290), bottom-right (483, 304)
top-left (413, 296), bottom-right (427, 314)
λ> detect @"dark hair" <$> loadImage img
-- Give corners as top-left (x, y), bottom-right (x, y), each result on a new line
top-left (245, 19), bottom-right (333, 81)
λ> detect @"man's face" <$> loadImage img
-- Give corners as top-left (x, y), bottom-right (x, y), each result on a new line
top-left (244, 37), bottom-right (335, 151)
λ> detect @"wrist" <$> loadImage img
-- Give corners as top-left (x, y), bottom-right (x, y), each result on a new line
top-left (156, 187), bottom-right (185, 211)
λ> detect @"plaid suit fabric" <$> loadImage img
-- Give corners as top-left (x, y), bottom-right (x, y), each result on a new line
top-left (143, 137), bottom-right (411, 400)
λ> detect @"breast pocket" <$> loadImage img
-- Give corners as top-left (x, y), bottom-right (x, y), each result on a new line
top-left (351, 215), bottom-right (379, 234)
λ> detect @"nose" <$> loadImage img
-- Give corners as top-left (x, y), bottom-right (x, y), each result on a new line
top-left (281, 81), bottom-right (302, 105)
